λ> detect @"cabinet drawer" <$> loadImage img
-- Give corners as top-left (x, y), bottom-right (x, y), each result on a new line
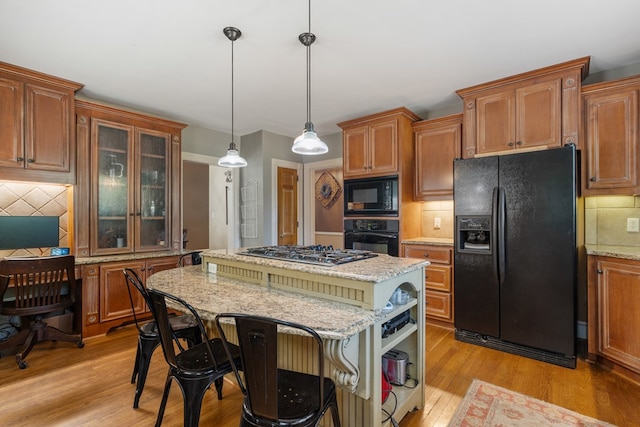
top-left (425, 264), bottom-right (452, 292)
top-left (404, 245), bottom-right (451, 265)
top-left (426, 290), bottom-right (452, 320)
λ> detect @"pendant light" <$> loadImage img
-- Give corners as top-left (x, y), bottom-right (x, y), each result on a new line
top-left (218, 26), bottom-right (248, 168)
top-left (292, 0), bottom-right (328, 155)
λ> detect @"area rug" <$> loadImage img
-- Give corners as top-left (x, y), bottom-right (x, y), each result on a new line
top-left (448, 379), bottom-right (616, 427)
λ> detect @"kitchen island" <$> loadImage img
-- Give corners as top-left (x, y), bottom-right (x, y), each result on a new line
top-left (147, 248), bottom-right (428, 427)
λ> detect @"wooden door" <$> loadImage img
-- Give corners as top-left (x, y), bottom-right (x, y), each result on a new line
top-left (0, 77), bottom-right (24, 169)
top-left (277, 167), bottom-right (297, 245)
top-left (584, 89), bottom-right (638, 192)
top-left (369, 118), bottom-right (398, 176)
top-left (597, 259), bottom-right (640, 372)
top-left (135, 127), bottom-right (171, 252)
top-left (90, 118), bottom-right (135, 255)
top-left (413, 115), bottom-right (462, 200)
top-left (146, 256), bottom-right (180, 277)
top-left (516, 79), bottom-right (561, 150)
top-left (343, 125), bottom-right (369, 178)
top-left (100, 260), bottom-right (145, 322)
top-left (25, 83), bottom-right (72, 172)
top-left (476, 90), bottom-right (515, 155)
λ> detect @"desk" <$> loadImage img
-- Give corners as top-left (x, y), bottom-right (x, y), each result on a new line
top-left (147, 250), bottom-right (426, 427)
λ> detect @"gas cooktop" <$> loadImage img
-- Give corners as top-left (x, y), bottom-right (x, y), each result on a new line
top-left (240, 245), bottom-right (378, 266)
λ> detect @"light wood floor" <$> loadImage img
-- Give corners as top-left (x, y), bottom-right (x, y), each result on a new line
top-left (1, 324), bottom-right (639, 426)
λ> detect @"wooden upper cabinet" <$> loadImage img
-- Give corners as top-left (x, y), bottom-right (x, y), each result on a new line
top-left (456, 57), bottom-right (590, 158)
top-left (0, 62), bottom-right (83, 184)
top-left (581, 76), bottom-right (640, 195)
top-left (369, 119), bottom-right (398, 175)
top-left (413, 114), bottom-right (462, 201)
top-left (342, 125), bottom-right (369, 177)
top-left (75, 99), bottom-right (186, 257)
top-left (339, 107), bottom-right (420, 179)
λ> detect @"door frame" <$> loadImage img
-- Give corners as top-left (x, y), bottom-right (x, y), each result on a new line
top-left (182, 152), bottom-right (240, 250)
top-left (271, 159), bottom-right (303, 245)
top-left (302, 157), bottom-right (343, 245)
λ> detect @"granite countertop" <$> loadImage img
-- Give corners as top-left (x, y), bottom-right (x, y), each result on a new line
top-left (147, 265), bottom-right (389, 340)
top-left (75, 249), bottom-right (203, 265)
top-left (401, 237), bottom-right (454, 246)
top-left (201, 248), bottom-right (429, 283)
top-left (585, 244), bottom-right (640, 261)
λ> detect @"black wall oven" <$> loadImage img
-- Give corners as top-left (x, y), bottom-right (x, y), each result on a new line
top-left (344, 219), bottom-right (399, 257)
top-left (344, 175), bottom-right (398, 216)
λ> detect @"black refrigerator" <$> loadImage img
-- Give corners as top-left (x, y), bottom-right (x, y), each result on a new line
top-left (453, 145), bottom-right (579, 368)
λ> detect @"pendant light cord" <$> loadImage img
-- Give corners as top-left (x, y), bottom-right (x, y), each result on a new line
top-left (306, 0), bottom-right (312, 125)
top-left (231, 35), bottom-right (235, 148)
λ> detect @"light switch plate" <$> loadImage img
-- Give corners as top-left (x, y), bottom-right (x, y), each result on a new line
top-left (434, 217), bottom-right (441, 229)
top-left (627, 218), bottom-right (640, 232)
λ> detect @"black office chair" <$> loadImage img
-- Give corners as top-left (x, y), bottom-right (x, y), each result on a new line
top-left (177, 251), bottom-right (203, 267)
top-left (123, 268), bottom-right (202, 409)
top-left (148, 288), bottom-right (242, 427)
top-left (0, 255), bottom-right (83, 369)
top-left (215, 313), bottom-right (341, 427)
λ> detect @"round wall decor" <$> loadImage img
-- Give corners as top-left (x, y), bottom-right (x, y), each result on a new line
top-left (314, 171), bottom-right (342, 209)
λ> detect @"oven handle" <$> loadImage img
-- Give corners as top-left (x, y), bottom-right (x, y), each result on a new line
top-left (344, 231), bottom-right (398, 239)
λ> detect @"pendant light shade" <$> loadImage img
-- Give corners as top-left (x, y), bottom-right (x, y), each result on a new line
top-left (292, 0), bottom-right (328, 155)
top-left (219, 26), bottom-right (247, 168)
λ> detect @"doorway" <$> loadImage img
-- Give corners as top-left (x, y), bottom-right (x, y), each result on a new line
top-left (277, 166), bottom-right (298, 245)
top-left (271, 159), bottom-right (303, 246)
top-left (182, 161), bottom-right (209, 250)
top-left (182, 153), bottom-right (238, 250)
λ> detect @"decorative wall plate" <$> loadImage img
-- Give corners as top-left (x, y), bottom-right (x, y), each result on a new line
top-left (315, 171), bottom-right (342, 209)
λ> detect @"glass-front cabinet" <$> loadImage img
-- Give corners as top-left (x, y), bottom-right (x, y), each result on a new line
top-left (91, 119), bottom-right (170, 255)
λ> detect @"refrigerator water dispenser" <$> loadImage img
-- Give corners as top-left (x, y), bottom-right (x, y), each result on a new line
top-left (457, 216), bottom-right (491, 253)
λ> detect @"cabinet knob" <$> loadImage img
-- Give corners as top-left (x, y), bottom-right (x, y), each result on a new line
top-left (27, 158), bottom-right (35, 163)
top-left (423, 254), bottom-right (429, 257)
top-left (130, 213), bottom-right (135, 216)
top-left (516, 141), bottom-right (523, 146)
top-left (590, 177), bottom-right (596, 182)
top-left (16, 157), bottom-right (24, 162)
top-left (136, 212), bottom-right (141, 216)
top-left (508, 142), bottom-right (514, 147)
top-left (596, 269), bottom-right (603, 274)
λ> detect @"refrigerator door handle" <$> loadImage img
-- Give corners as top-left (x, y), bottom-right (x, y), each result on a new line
top-left (492, 187), bottom-right (500, 283)
top-left (497, 187), bottom-right (506, 286)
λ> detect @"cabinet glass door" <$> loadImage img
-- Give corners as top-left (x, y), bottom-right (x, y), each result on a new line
top-left (136, 129), bottom-right (170, 251)
top-left (92, 120), bottom-right (134, 254)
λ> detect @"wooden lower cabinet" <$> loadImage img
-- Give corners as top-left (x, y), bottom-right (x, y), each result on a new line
top-left (588, 255), bottom-right (640, 380)
top-left (80, 255), bottom-right (180, 337)
top-left (403, 243), bottom-right (454, 325)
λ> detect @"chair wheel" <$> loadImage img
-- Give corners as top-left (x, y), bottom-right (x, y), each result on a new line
top-left (18, 361), bottom-right (28, 369)
top-left (77, 341), bottom-right (85, 348)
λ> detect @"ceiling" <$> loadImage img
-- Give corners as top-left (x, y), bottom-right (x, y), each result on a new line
top-left (2, 0), bottom-right (640, 141)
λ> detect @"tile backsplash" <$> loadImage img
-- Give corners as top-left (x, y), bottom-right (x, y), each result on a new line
top-left (585, 196), bottom-right (640, 246)
top-left (421, 200), bottom-right (454, 239)
top-left (418, 195), bottom-right (640, 248)
top-left (0, 181), bottom-right (70, 257)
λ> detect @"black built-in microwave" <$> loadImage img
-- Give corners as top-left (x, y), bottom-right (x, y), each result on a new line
top-left (344, 175), bottom-right (398, 216)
